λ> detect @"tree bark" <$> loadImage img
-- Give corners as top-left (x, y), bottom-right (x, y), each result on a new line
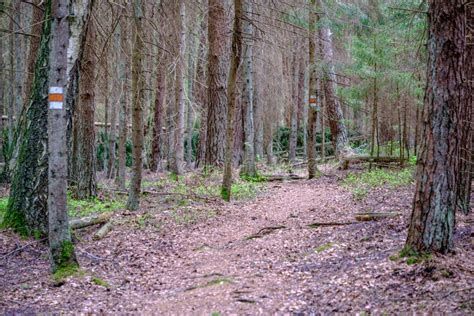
top-left (221, 0), bottom-right (242, 201)
top-left (289, 41), bottom-right (298, 164)
top-left (23, 0), bottom-right (43, 102)
top-left (150, 55), bottom-right (166, 172)
top-left (3, 1), bottom-right (52, 235)
top-left (205, 0), bottom-right (228, 167)
top-left (116, 9), bottom-right (129, 190)
top-left (307, 0), bottom-right (320, 179)
top-left (126, 0), bottom-right (145, 211)
top-left (316, 12), bottom-right (353, 165)
top-left (241, 0), bottom-right (256, 177)
top-left (107, 25), bottom-right (120, 179)
top-left (48, 0), bottom-right (78, 272)
top-left (406, 0), bottom-right (468, 254)
top-left (171, 0), bottom-right (186, 175)
top-left (71, 2), bottom-right (97, 199)
top-left (457, 3), bottom-right (473, 215)
top-left (195, 14), bottom-right (208, 168)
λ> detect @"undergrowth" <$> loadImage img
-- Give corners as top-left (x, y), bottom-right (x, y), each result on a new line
top-left (68, 194), bottom-right (126, 217)
top-left (0, 197), bottom-right (8, 225)
top-left (343, 167), bottom-right (414, 200)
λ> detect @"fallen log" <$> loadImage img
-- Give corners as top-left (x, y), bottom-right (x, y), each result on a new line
top-left (264, 174), bottom-right (306, 182)
top-left (307, 222), bottom-right (356, 228)
top-left (70, 212), bottom-right (112, 229)
top-left (342, 155), bottom-right (406, 170)
top-left (93, 221), bottom-right (114, 240)
top-left (355, 212), bottom-right (401, 221)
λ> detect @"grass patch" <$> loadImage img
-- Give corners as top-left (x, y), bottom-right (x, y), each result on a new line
top-left (389, 245), bottom-right (432, 265)
top-left (68, 195), bottom-right (125, 217)
top-left (315, 242), bottom-right (333, 253)
top-left (91, 276), bottom-right (110, 288)
top-left (0, 197), bottom-right (8, 225)
top-left (52, 264), bottom-right (80, 283)
top-left (342, 167), bottom-right (414, 200)
top-left (204, 277), bottom-right (233, 287)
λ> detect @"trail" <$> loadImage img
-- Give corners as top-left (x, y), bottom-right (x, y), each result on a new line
top-left (1, 175), bottom-right (472, 314)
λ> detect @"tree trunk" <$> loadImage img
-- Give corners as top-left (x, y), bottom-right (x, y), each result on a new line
top-left (307, 0), bottom-right (320, 179)
top-left (171, 0), bottom-right (186, 175)
top-left (3, 2), bottom-right (52, 236)
top-left (150, 56), bottom-right (166, 172)
top-left (23, 0), bottom-right (43, 102)
top-left (317, 14), bottom-right (352, 165)
top-left (205, 0), bottom-right (228, 167)
top-left (221, 0), bottom-right (242, 201)
top-left (457, 3), bottom-right (473, 214)
top-left (241, 0), bottom-right (256, 177)
top-left (126, 0), bottom-right (145, 211)
top-left (0, 13), bottom-right (4, 163)
top-left (406, 0), bottom-right (467, 254)
top-left (71, 3), bottom-right (97, 199)
top-left (195, 16), bottom-right (208, 168)
top-left (13, 1), bottom-right (24, 120)
top-left (288, 41), bottom-right (298, 164)
top-left (116, 9), bottom-right (129, 190)
top-left (107, 28), bottom-right (119, 179)
top-left (48, 0), bottom-right (78, 272)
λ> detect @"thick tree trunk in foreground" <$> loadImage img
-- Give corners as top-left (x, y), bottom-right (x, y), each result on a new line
top-left (48, 0), bottom-right (77, 272)
top-left (221, 0), bottom-right (242, 201)
top-left (3, 2), bottom-right (52, 235)
top-left (457, 3), bottom-right (473, 215)
top-left (126, 0), bottom-right (145, 211)
top-left (241, 0), bottom-right (256, 177)
top-left (307, 0), bottom-right (320, 179)
top-left (205, 0), bottom-right (228, 167)
top-left (406, 0), bottom-right (468, 254)
top-left (71, 5), bottom-right (97, 199)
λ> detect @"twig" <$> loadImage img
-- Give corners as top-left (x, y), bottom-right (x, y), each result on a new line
top-left (0, 238), bottom-right (46, 261)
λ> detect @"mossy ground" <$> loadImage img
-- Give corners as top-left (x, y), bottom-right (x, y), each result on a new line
top-left (389, 245), bottom-right (432, 265)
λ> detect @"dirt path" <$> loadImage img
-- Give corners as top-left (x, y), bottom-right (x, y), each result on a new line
top-left (1, 174), bottom-right (473, 314)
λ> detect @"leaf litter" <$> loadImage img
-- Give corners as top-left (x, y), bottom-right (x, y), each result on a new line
top-left (0, 166), bottom-right (472, 314)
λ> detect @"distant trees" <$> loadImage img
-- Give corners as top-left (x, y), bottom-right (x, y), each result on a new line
top-left (405, 0), bottom-right (471, 253)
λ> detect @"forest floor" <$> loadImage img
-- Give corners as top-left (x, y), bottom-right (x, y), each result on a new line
top-left (0, 163), bottom-right (473, 314)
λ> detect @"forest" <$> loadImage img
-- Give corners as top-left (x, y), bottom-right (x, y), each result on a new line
top-left (0, 0), bottom-right (472, 314)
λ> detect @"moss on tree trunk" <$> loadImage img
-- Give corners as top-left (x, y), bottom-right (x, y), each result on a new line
top-left (3, 1), bottom-right (51, 236)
